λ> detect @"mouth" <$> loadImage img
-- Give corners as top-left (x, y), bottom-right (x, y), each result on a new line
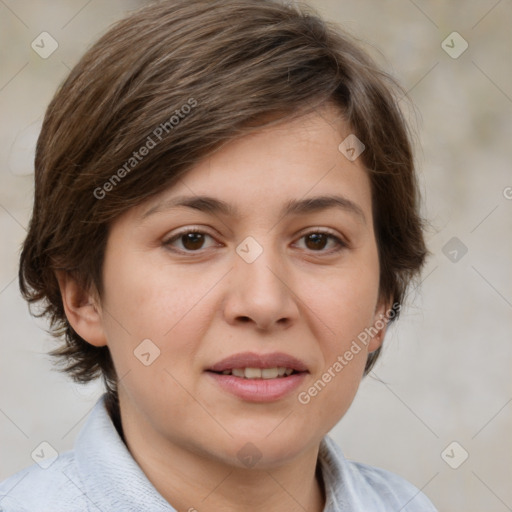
top-left (206, 351), bottom-right (309, 376)
top-left (208, 367), bottom-right (300, 379)
top-left (205, 352), bottom-right (309, 402)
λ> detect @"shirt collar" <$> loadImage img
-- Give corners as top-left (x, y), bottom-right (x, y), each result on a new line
top-left (318, 434), bottom-right (356, 511)
top-left (75, 394), bottom-right (348, 512)
top-left (74, 394), bottom-right (175, 511)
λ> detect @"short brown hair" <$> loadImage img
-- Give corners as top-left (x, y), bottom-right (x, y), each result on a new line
top-left (19, 0), bottom-right (427, 405)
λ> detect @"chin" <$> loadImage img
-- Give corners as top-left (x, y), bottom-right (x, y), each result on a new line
top-left (217, 431), bottom-right (317, 470)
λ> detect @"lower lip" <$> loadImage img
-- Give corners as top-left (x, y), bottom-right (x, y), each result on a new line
top-left (205, 371), bottom-right (307, 402)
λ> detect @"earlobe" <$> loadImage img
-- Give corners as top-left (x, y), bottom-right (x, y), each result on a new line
top-left (367, 301), bottom-right (392, 353)
top-left (55, 271), bottom-right (108, 347)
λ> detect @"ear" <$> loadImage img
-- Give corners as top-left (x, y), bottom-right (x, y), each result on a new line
top-left (55, 271), bottom-right (107, 347)
top-left (367, 299), bottom-right (393, 353)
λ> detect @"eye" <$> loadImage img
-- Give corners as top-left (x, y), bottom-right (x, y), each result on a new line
top-left (294, 229), bottom-right (346, 253)
top-left (163, 229), bottom-right (219, 252)
top-left (163, 227), bottom-right (346, 255)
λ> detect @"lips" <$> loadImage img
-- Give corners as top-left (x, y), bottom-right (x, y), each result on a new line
top-left (205, 351), bottom-right (307, 402)
top-left (205, 352), bottom-right (309, 401)
top-left (206, 351), bottom-right (309, 374)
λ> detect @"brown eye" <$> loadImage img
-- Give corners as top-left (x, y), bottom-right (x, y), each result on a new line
top-left (164, 230), bottom-right (217, 252)
top-left (295, 230), bottom-right (346, 253)
top-left (304, 233), bottom-right (329, 251)
top-left (181, 232), bottom-right (206, 250)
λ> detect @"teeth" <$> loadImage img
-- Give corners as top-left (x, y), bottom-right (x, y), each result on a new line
top-left (244, 368), bottom-right (261, 379)
top-left (261, 368), bottom-right (279, 379)
top-left (221, 367), bottom-right (296, 379)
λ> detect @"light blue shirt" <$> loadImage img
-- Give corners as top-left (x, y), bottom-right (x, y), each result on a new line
top-left (0, 394), bottom-right (437, 511)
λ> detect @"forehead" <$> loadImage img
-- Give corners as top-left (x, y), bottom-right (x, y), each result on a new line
top-left (131, 105), bottom-right (373, 226)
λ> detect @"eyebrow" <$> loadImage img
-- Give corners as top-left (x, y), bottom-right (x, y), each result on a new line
top-left (141, 194), bottom-right (366, 224)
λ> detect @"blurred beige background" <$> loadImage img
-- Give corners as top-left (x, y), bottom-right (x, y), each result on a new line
top-left (1, 1), bottom-right (511, 511)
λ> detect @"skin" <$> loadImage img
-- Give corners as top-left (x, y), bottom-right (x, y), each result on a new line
top-left (59, 104), bottom-right (390, 512)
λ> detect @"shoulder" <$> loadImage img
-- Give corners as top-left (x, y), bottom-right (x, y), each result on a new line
top-left (320, 436), bottom-right (438, 511)
top-left (0, 450), bottom-right (88, 512)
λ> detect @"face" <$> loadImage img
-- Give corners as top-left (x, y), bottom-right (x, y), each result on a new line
top-left (76, 105), bottom-right (389, 469)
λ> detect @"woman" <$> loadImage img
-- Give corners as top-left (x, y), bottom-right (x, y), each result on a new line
top-left (1, 1), bottom-right (436, 510)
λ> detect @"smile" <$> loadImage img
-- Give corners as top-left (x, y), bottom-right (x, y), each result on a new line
top-left (215, 367), bottom-right (296, 379)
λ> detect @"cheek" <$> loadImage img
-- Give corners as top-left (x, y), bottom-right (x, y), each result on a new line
top-left (99, 254), bottom-right (216, 378)
top-left (300, 258), bottom-right (380, 344)
top-left (102, 250), bottom-right (200, 334)
top-left (99, 261), bottom-right (213, 423)
top-left (295, 272), bottom-right (378, 436)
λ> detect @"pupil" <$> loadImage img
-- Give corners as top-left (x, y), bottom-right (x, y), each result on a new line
top-left (183, 233), bottom-right (204, 250)
top-left (306, 233), bottom-right (327, 250)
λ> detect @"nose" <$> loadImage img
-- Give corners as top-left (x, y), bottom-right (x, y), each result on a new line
top-left (222, 240), bottom-right (300, 331)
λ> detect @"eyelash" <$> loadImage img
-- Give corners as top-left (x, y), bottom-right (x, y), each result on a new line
top-left (163, 227), bottom-right (347, 255)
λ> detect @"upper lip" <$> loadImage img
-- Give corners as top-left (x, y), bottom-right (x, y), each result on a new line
top-left (207, 352), bottom-right (309, 373)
